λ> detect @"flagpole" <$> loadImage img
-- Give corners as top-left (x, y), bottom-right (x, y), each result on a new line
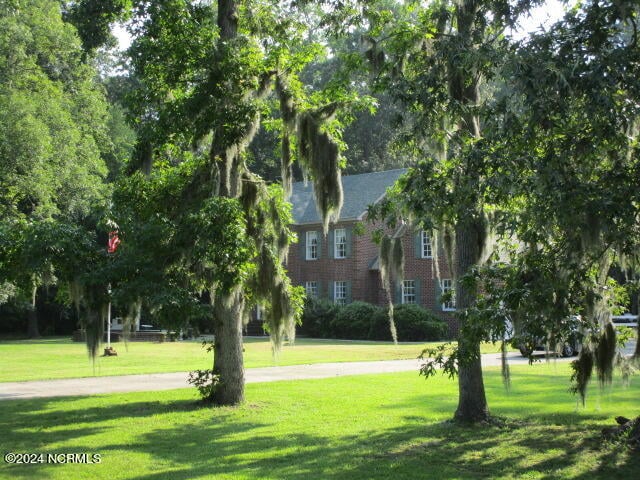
top-left (105, 224), bottom-right (120, 357)
top-left (107, 283), bottom-right (112, 349)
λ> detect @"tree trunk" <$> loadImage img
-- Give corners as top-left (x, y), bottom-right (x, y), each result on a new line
top-left (455, 338), bottom-right (488, 422)
top-left (140, 140), bottom-right (153, 176)
top-left (205, 0), bottom-right (247, 406)
top-left (453, 219), bottom-right (489, 422)
top-left (446, 1), bottom-right (489, 422)
top-left (211, 291), bottom-right (245, 405)
top-left (218, 0), bottom-right (238, 40)
top-left (27, 283), bottom-right (40, 338)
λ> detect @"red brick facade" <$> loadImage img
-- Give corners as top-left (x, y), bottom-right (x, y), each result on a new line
top-left (245, 170), bottom-right (459, 337)
top-left (287, 218), bottom-right (459, 337)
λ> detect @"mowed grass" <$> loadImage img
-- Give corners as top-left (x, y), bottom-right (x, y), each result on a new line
top-left (0, 363), bottom-right (638, 480)
top-left (0, 337), bottom-right (507, 383)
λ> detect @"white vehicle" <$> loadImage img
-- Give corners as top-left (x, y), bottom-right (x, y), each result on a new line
top-left (516, 316), bottom-right (581, 358)
top-left (612, 313), bottom-right (638, 328)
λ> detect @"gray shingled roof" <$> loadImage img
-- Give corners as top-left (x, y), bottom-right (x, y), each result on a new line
top-left (290, 169), bottom-right (407, 224)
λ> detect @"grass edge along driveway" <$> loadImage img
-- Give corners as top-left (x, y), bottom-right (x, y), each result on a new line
top-left (0, 337), bottom-right (509, 383)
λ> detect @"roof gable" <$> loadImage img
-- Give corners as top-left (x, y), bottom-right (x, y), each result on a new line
top-left (290, 169), bottom-right (407, 224)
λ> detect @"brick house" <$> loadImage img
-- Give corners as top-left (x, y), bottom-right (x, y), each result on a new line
top-left (282, 169), bottom-right (457, 336)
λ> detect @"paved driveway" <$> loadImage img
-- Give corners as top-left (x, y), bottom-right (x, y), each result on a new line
top-left (0, 341), bottom-right (635, 401)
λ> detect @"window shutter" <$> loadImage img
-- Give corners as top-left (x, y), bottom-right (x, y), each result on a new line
top-left (316, 233), bottom-right (322, 259)
top-left (415, 279), bottom-right (422, 306)
top-left (328, 230), bottom-right (335, 258)
top-left (317, 282), bottom-right (323, 299)
top-left (346, 281), bottom-right (352, 304)
top-left (345, 227), bottom-right (353, 258)
top-left (414, 232), bottom-right (422, 258)
top-left (434, 280), bottom-right (443, 311)
top-left (300, 231), bottom-right (307, 259)
top-left (328, 281), bottom-right (334, 302)
top-left (394, 281), bottom-right (402, 304)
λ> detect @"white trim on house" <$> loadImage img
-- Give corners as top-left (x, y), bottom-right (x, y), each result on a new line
top-left (334, 228), bottom-right (347, 259)
top-left (334, 281), bottom-right (347, 306)
top-left (421, 230), bottom-right (433, 258)
top-left (441, 279), bottom-right (456, 311)
top-left (402, 280), bottom-right (416, 304)
top-left (305, 281), bottom-right (318, 299)
top-left (306, 230), bottom-right (318, 260)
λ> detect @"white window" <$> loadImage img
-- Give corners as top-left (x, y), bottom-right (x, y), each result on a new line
top-left (441, 279), bottom-right (456, 311)
top-left (305, 281), bottom-right (318, 299)
top-left (334, 281), bottom-right (347, 306)
top-left (402, 280), bottom-right (416, 304)
top-left (421, 231), bottom-right (432, 258)
top-left (306, 231), bottom-right (318, 260)
top-left (334, 228), bottom-right (347, 259)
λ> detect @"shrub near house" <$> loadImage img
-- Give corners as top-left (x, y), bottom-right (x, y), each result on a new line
top-left (300, 299), bottom-right (448, 341)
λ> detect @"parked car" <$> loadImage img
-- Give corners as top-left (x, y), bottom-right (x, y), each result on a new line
top-left (612, 313), bottom-right (638, 328)
top-left (518, 338), bottom-right (580, 358)
top-left (516, 316), bottom-right (581, 358)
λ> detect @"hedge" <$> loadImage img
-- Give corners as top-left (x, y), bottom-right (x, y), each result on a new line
top-left (299, 298), bottom-right (448, 341)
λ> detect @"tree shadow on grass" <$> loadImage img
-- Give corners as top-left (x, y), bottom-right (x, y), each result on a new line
top-left (0, 396), bottom-right (208, 432)
top-left (121, 417), bottom-right (639, 480)
top-left (0, 396), bottom-right (264, 480)
top-left (1, 393), bottom-right (638, 480)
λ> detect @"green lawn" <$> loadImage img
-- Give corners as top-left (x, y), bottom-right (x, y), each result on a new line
top-left (0, 337), bottom-right (507, 383)
top-left (0, 363), bottom-right (638, 479)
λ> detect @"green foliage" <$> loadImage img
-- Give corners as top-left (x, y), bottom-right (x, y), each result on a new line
top-left (300, 298), bottom-right (447, 341)
top-left (119, 1), bottom-right (366, 384)
top-left (497, 0), bottom-right (640, 263)
top-left (362, 1), bottom-right (640, 416)
top-left (0, 0), bottom-right (121, 342)
top-left (110, 156), bottom-right (253, 326)
top-left (187, 368), bottom-right (221, 402)
top-left (298, 298), bottom-right (340, 338)
top-left (479, 0), bottom-right (640, 402)
top-left (0, 214), bottom-right (112, 352)
top-left (0, 0), bottom-right (111, 222)
top-left (103, 103), bottom-right (137, 180)
top-left (391, 304), bottom-right (447, 341)
top-left (62, 1), bottom-right (132, 52)
top-left (330, 301), bottom-right (383, 340)
top-left (0, 219), bottom-right (101, 292)
top-left (419, 342), bottom-right (460, 380)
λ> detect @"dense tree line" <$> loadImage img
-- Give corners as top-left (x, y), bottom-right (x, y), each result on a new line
top-left (0, 0), bottom-right (134, 338)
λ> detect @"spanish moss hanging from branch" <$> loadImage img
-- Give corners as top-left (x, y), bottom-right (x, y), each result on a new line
top-left (275, 72), bottom-right (347, 234)
top-left (595, 321), bottom-right (617, 388)
top-left (68, 280), bottom-right (109, 361)
top-left (378, 232), bottom-right (405, 343)
top-left (570, 345), bottom-right (594, 406)
top-left (297, 104), bottom-right (344, 235)
top-left (241, 177), bottom-right (303, 354)
top-left (276, 74), bottom-right (297, 199)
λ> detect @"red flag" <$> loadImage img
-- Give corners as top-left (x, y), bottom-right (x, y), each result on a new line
top-left (107, 231), bottom-right (120, 253)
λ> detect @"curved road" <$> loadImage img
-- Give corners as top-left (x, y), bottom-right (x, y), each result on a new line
top-left (0, 341), bottom-right (635, 401)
